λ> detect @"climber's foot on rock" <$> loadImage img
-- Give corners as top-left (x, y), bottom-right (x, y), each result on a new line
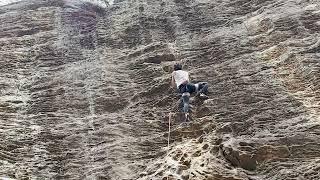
top-left (184, 113), bottom-right (191, 122)
top-left (199, 93), bottom-right (209, 100)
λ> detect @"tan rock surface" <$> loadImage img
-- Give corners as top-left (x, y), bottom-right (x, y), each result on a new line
top-left (0, 0), bottom-right (319, 179)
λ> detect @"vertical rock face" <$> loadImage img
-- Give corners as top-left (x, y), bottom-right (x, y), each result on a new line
top-left (0, 0), bottom-right (319, 179)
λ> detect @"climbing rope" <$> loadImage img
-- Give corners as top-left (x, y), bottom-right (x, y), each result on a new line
top-left (167, 112), bottom-right (172, 152)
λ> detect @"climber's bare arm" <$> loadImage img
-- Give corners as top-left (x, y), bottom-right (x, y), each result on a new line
top-left (171, 73), bottom-right (176, 89)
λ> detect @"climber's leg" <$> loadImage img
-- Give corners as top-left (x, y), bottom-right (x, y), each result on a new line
top-left (181, 92), bottom-right (190, 113)
top-left (181, 92), bottom-right (191, 121)
top-left (195, 82), bottom-right (209, 99)
top-left (198, 82), bottom-right (208, 94)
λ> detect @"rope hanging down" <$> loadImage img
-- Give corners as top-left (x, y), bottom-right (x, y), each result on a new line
top-left (167, 113), bottom-right (172, 152)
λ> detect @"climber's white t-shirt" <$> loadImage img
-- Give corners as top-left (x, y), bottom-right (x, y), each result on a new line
top-left (172, 70), bottom-right (189, 88)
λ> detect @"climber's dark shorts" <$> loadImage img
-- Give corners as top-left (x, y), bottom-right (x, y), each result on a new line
top-left (178, 82), bottom-right (208, 114)
top-left (178, 83), bottom-right (196, 94)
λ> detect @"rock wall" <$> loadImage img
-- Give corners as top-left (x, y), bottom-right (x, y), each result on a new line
top-left (0, 0), bottom-right (319, 179)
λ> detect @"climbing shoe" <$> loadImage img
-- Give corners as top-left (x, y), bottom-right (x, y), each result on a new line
top-left (199, 93), bottom-right (208, 99)
top-left (184, 113), bottom-right (190, 122)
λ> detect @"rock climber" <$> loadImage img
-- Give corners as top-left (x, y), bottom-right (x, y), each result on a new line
top-left (171, 63), bottom-right (208, 121)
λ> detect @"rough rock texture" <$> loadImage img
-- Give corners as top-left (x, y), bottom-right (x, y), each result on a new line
top-left (0, 0), bottom-right (319, 179)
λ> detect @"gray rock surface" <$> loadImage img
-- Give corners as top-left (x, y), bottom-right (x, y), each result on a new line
top-left (0, 0), bottom-right (319, 179)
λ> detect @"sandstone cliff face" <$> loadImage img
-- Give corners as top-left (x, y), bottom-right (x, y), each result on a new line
top-left (0, 0), bottom-right (319, 179)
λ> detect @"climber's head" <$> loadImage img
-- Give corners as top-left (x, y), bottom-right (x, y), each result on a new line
top-left (173, 63), bottom-right (182, 71)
